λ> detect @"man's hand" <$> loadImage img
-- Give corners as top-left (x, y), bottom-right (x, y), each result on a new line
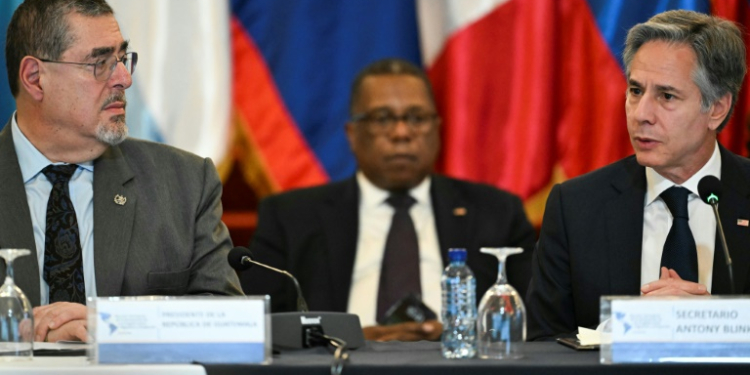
top-left (44, 319), bottom-right (88, 342)
top-left (641, 267), bottom-right (710, 296)
top-left (33, 302), bottom-right (87, 342)
top-left (362, 320), bottom-right (442, 342)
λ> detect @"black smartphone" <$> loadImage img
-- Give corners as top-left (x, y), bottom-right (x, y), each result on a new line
top-left (378, 293), bottom-right (437, 326)
top-left (556, 337), bottom-right (599, 351)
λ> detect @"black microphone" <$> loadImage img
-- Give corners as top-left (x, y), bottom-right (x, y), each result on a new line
top-left (228, 246), bottom-right (309, 312)
top-left (227, 246), bottom-right (365, 351)
top-left (697, 175), bottom-right (735, 294)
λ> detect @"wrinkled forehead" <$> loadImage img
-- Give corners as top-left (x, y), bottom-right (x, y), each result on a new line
top-left (628, 41), bottom-right (697, 81)
top-left (62, 12), bottom-right (128, 60)
top-left (626, 40), bottom-right (696, 77)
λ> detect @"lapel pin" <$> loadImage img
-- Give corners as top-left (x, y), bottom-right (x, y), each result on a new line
top-left (453, 207), bottom-right (467, 216)
top-left (738, 219), bottom-right (749, 227)
top-left (114, 194), bottom-right (127, 206)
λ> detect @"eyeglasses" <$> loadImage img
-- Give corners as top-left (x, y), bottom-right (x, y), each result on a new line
top-left (38, 52), bottom-right (138, 81)
top-left (350, 110), bottom-right (439, 134)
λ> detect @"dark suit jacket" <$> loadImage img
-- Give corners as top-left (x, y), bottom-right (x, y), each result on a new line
top-left (242, 174), bottom-right (536, 314)
top-left (526, 146), bottom-right (750, 340)
top-left (0, 122), bottom-right (243, 306)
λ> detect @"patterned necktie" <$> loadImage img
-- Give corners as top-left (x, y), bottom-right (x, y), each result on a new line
top-left (660, 186), bottom-right (699, 282)
top-left (376, 193), bottom-right (421, 322)
top-left (42, 164), bottom-right (86, 304)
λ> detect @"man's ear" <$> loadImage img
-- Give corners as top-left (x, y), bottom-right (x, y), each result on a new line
top-left (18, 56), bottom-right (44, 101)
top-left (708, 92), bottom-right (732, 131)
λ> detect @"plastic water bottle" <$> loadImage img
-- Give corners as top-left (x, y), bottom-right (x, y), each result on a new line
top-left (441, 248), bottom-right (477, 359)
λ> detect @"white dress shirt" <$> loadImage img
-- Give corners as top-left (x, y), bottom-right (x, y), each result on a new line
top-left (347, 172), bottom-right (444, 326)
top-left (641, 142), bottom-right (720, 291)
top-left (12, 114), bottom-right (97, 305)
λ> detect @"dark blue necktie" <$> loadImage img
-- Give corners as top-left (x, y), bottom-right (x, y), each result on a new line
top-left (660, 186), bottom-right (699, 282)
top-left (377, 193), bottom-right (421, 322)
top-left (42, 164), bottom-right (86, 304)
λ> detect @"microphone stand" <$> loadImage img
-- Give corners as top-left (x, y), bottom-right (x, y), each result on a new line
top-left (229, 248), bottom-right (365, 353)
top-left (241, 257), bottom-right (309, 312)
top-left (709, 203), bottom-right (735, 294)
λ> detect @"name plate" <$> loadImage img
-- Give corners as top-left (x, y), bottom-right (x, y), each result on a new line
top-left (88, 296), bottom-right (270, 364)
top-left (600, 296), bottom-right (750, 363)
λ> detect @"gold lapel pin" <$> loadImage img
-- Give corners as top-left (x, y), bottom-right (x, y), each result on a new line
top-left (114, 194), bottom-right (127, 206)
top-left (453, 207), bottom-right (467, 216)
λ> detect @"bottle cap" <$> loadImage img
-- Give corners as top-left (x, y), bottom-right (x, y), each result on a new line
top-left (447, 248), bottom-right (467, 262)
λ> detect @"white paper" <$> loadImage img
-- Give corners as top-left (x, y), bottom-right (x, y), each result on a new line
top-left (577, 326), bottom-right (601, 346)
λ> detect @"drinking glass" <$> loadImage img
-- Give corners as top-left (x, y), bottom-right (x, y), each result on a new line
top-left (0, 249), bottom-right (34, 360)
top-left (477, 247), bottom-right (526, 359)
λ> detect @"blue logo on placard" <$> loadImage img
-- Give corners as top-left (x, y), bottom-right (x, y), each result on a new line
top-left (615, 312), bottom-right (632, 334)
top-left (99, 312), bottom-right (118, 335)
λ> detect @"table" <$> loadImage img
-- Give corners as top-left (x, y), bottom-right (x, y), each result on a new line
top-left (0, 356), bottom-right (206, 375)
top-left (3, 341), bottom-right (748, 374)
top-left (205, 341), bottom-right (750, 375)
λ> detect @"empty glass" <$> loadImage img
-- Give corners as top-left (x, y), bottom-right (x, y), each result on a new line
top-left (0, 249), bottom-right (34, 360)
top-left (477, 247), bottom-right (526, 359)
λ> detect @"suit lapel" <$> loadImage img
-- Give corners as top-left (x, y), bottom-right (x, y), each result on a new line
top-left (0, 123), bottom-right (41, 306)
top-left (319, 178), bottom-right (359, 311)
top-left (431, 175), bottom-right (472, 265)
top-left (711, 147), bottom-right (750, 294)
top-left (605, 158), bottom-right (646, 294)
top-left (92, 144), bottom-right (136, 297)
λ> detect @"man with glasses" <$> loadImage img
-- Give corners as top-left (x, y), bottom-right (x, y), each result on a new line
top-left (1, 0), bottom-right (242, 342)
top-left (244, 59), bottom-right (535, 341)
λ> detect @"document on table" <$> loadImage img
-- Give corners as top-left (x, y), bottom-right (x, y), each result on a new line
top-left (577, 327), bottom-right (601, 346)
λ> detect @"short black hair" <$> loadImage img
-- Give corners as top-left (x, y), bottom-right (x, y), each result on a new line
top-left (349, 58), bottom-right (435, 115)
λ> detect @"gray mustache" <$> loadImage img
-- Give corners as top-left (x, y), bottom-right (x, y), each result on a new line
top-left (101, 94), bottom-right (127, 111)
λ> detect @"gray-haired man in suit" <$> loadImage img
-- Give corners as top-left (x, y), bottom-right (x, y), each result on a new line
top-left (1, 0), bottom-right (242, 342)
top-left (526, 10), bottom-right (750, 341)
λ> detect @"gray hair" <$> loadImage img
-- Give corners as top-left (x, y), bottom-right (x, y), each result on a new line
top-left (5, 0), bottom-right (114, 97)
top-left (623, 10), bottom-right (746, 131)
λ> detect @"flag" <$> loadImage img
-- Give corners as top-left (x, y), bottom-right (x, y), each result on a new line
top-left (108, 0), bottom-right (232, 167)
top-left (230, 0), bottom-right (422, 194)
top-left (712, 0), bottom-right (750, 154)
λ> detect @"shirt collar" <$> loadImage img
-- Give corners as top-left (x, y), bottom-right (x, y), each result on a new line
top-left (645, 141), bottom-right (721, 206)
top-left (356, 171), bottom-right (431, 209)
top-left (11, 112), bottom-right (94, 184)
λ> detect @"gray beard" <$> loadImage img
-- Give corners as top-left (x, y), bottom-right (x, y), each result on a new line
top-left (97, 114), bottom-right (128, 145)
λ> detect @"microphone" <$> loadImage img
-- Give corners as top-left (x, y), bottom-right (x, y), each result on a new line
top-left (227, 246), bottom-right (365, 351)
top-left (698, 175), bottom-right (722, 205)
top-left (228, 246), bottom-right (308, 312)
top-left (697, 175), bottom-right (735, 294)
